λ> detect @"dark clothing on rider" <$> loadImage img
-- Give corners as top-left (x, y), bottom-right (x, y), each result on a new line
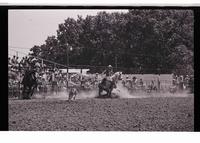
top-left (22, 69), bottom-right (36, 85)
top-left (105, 69), bottom-right (113, 77)
top-left (102, 78), bottom-right (107, 84)
top-left (21, 69), bottom-right (37, 99)
top-left (101, 68), bottom-right (114, 86)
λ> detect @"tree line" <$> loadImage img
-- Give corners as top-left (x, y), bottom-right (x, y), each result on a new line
top-left (29, 9), bottom-right (194, 74)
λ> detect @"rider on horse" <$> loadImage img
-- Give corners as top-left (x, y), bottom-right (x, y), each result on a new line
top-left (102, 65), bottom-right (114, 82)
top-left (21, 62), bottom-right (38, 99)
top-left (98, 65), bottom-right (116, 97)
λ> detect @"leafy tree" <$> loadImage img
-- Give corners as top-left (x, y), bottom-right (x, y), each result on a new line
top-left (29, 9), bottom-right (194, 74)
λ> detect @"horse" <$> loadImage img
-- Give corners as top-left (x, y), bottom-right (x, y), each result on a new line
top-left (98, 79), bottom-right (116, 97)
top-left (110, 72), bottom-right (122, 83)
top-left (21, 70), bottom-right (37, 99)
top-left (98, 72), bottom-right (122, 97)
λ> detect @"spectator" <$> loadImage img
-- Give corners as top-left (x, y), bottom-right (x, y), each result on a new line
top-left (149, 80), bottom-right (155, 90)
top-left (122, 76), bottom-right (126, 86)
top-left (177, 75), bottom-right (183, 91)
top-left (139, 79), bottom-right (144, 86)
top-left (179, 75), bottom-right (184, 90)
top-left (184, 75), bottom-right (190, 89)
top-left (131, 76), bottom-right (137, 88)
top-left (11, 55), bottom-right (16, 65)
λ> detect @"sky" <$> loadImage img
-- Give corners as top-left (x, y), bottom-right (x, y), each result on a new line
top-left (8, 9), bottom-right (128, 59)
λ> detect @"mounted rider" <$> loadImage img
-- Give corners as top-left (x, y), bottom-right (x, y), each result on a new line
top-left (102, 65), bottom-right (114, 82)
top-left (21, 63), bottom-right (38, 99)
top-left (98, 65), bottom-right (117, 97)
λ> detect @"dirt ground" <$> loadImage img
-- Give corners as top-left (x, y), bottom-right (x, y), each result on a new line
top-left (9, 96), bottom-right (194, 131)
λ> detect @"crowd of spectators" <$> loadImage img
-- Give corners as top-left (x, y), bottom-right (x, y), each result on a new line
top-left (171, 73), bottom-right (194, 92)
top-left (121, 73), bottom-right (193, 93)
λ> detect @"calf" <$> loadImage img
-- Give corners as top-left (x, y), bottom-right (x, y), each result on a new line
top-left (68, 87), bottom-right (78, 101)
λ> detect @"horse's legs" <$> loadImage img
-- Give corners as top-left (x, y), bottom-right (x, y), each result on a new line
top-left (25, 86), bottom-right (30, 99)
top-left (24, 86), bottom-right (31, 99)
top-left (108, 90), bottom-right (111, 97)
top-left (22, 86), bottom-right (26, 99)
top-left (110, 88), bottom-right (113, 97)
top-left (106, 88), bottom-right (111, 97)
top-left (28, 86), bottom-right (34, 99)
top-left (32, 85), bottom-right (37, 97)
top-left (99, 88), bottom-right (102, 96)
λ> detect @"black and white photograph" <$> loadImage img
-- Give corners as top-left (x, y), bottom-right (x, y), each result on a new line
top-left (8, 8), bottom-right (194, 131)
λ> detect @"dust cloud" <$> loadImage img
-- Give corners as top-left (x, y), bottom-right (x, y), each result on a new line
top-left (113, 82), bottom-right (191, 98)
top-left (33, 83), bottom-right (192, 100)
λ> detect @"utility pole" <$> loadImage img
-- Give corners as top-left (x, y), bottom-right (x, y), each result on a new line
top-left (64, 34), bottom-right (69, 88)
top-left (65, 35), bottom-right (73, 88)
top-left (66, 43), bottom-right (69, 88)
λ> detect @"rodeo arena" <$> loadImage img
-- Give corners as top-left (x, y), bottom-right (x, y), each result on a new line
top-left (8, 48), bottom-right (194, 131)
